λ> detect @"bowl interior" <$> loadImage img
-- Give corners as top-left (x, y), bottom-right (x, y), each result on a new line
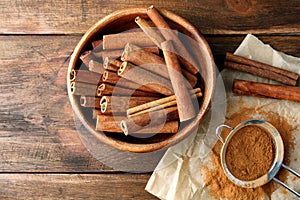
top-left (67, 7), bottom-right (215, 153)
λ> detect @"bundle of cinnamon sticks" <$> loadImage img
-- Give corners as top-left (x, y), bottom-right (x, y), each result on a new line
top-left (70, 5), bottom-right (203, 137)
top-left (224, 52), bottom-right (300, 102)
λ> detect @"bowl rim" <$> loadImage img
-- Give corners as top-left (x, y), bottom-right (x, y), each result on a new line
top-left (67, 6), bottom-right (216, 153)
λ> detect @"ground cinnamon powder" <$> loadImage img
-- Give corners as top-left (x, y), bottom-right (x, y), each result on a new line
top-left (203, 106), bottom-right (296, 199)
top-left (225, 125), bottom-right (275, 181)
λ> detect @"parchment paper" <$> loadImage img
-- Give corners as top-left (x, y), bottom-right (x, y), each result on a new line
top-left (146, 34), bottom-right (300, 200)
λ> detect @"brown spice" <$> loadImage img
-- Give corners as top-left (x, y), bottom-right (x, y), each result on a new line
top-left (225, 125), bottom-right (275, 181)
top-left (203, 105), bottom-right (295, 199)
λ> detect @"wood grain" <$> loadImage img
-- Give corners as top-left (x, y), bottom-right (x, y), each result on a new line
top-left (0, 35), bottom-right (110, 172)
top-left (0, 0), bottom-right (298, 34)
top-left (0, 173), bottom-right (157, 199)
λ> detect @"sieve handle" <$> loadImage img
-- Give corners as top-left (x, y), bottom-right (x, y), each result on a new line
top-left (215, 124), bottom-right (234, 144)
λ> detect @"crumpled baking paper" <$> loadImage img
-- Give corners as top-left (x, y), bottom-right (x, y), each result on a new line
top-left (145, 34), bottom-right (300, 200)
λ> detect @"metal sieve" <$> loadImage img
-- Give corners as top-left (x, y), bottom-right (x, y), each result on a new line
top-left (215, 119), bottom-right (300, 198)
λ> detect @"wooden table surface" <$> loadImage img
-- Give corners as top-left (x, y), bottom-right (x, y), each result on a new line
top-left (0, 1), bottom-right (299, 199)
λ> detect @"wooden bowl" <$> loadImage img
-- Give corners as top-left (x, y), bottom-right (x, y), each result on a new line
top-left (67, 7), bottom-right (215, 153)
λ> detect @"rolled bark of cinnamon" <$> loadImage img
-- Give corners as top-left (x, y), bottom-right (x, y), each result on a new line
top-left (135, 16), bottom-right (165, 47)
top-left (129, 91), bottom-right (202, 117)
top-left (233, 79), bottom-right (300, 102)
top-left (121, 43), bottom-right (197, 87)
top-left (96, 115), bottom-right (126, 132)
top-left (103, 31), bottom-right (156, 50)
top-left (99, 95), bottom-right (159, 115)
top-left (146, 5), bottom-right (199, 75)
top-left (103, 58), bottom-right (122, 72)
top-left (127, 88), bottom-right (201, 116)
top-left (120, 106), bottom-right (179, 135)
top-left (88, 60), bottom-right (104, 74)
top-left (92, 39), bottom-right (103, 50)
top-left (102, 70), bottom-right (159, 94)
top-left (97, 83), bottom-right (161, 97)
top-left (224, 60), bottom-right (297, 86)
top-left (80, 96), bottom-right (100, 108)
top-left (162, 40), bottom-right (196, 121)
top-left (96, 114), bottom-right (178, 134)
top-left (80, 50), bottom-right (100, 67)
top-left (121, 43), bottom-right (170, 79)
top-left (118, 61), bottom-right (173, 96)
top-left (70, 69), bottom-right (102, 85)
top-left (226, 52), bottom-right (299, 81)
top-left (70, 81), bottom-right (97, 96)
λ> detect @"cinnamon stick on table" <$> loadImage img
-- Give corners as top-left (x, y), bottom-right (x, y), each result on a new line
top-left (118, 61), bottom-right (174, 96)
top-left (224, 52), bottom-right (299, 86)
top-left (233, 79), bottom-right (300, 102)
top-left (120, 106), bottom-right (179, 135)
top-left (162, 40), bottom-right (196, 122)
top-left (146, 5), bottom-right (199, 75)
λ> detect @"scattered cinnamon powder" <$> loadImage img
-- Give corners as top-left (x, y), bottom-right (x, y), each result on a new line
top-left (203, 106), bottom-right (296, 199)
top-left (225, 125), bottom-right (275, 181)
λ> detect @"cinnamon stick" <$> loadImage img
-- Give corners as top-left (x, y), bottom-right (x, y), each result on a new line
top-left (103, 57), bottom-right (122, 72)
top-left (70, 81), bottom-right (97, 96)
top-left (96, 114), bottom-right (177, 134)
top-left (127, 88), bottom-right (201, 116)
top-left (99, 95), bottom-right (159, 115)
top-left (88, 60), bottom-right (104, 74)
top-left (92, 39), bottom-right (103, 49)
top-left (96, 115), bottom-right (126, 132)
top-left (80, 50), bottom-right (100, 67)
top-left (224, 61), bottom-right (297, 86)
top-left (70, 69), bottom-right (102, 85)
top-left (146, 5), bottom-right (199, 75)
top-left (162, 40), bottom-right (196, 121)
top-left (80, 96), bottom-right (100, 108)
top-left (233, 79), bottom-right (300, 102)
top-left (118, 61), bottom-right (173, 96)
top-left (121, 43), bottom-right (198, 87)
top-left (120, 106), bottom-right (179, 135)
top-left (129, 91), bottom-right (202, 117)
top-left (92, 39), bottom-right (103, 52)
top-left (103, 31), bottom-right (156, 50)
top-left (102, 70), bottom-right (159, 94)
top-left (135, 16), bottom-right (165, 47)
top-left (226, 52), bottom-right (299, 81)
top-left (96, 83), bottom-right (161, 97)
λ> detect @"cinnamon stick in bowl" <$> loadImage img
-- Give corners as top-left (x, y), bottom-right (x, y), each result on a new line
top-left (162, 40), bottom-right (196, 122)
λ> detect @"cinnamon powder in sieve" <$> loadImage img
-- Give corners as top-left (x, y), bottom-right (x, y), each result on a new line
top-left (203, 106), bottom-right (296, 199)
top-left (225, 125), bottom-right (275, 181)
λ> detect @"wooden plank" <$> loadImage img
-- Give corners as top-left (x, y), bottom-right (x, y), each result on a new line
top-left (0, 0), bottom-right (298, 34)
top-left (0, 35), bottom-right (299, 172)
top-left (0, 35), bottom-right (111, 172)
top-left (0, 173), bottom-right (157, 199)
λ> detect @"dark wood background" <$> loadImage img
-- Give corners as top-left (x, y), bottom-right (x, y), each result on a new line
top-left (0, 0), bottom-right (299, 199)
